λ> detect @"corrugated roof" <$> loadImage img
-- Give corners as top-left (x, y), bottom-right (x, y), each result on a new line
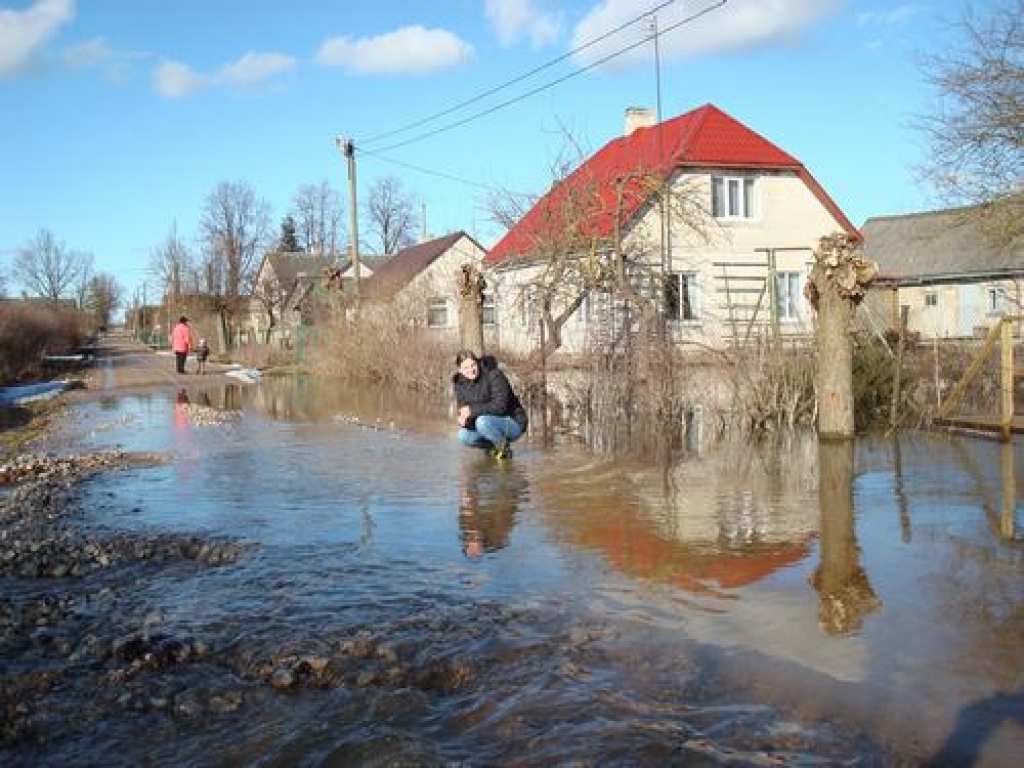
top-left (486, 103), bottom-right (857, 264)
top-left (860, 206), bottom-right (1023, 282)
top-left (361, 231), bottom-right (473, 299)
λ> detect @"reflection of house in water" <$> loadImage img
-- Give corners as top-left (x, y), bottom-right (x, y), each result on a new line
top-left (541, 435), bottom-right (819, 594)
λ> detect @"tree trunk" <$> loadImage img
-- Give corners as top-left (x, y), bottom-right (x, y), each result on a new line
top-left (816, 274), bottom-right (855, 438)
top-left (457, 264), bottom-right (485, 355)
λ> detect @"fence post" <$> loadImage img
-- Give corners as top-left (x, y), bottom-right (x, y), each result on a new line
top-left (1001, 316), bottom-right (1013, 441)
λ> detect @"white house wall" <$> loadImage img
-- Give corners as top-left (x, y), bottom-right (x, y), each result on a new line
top-left (490, 169), bottom-right (850, 357)
top-left (384, 236), bottom-right (485, 338)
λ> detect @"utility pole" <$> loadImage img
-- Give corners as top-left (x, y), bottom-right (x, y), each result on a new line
top-left (335, 136), bottom-right (361, 300)
top-left (651, 13), bottom-right (671, 327)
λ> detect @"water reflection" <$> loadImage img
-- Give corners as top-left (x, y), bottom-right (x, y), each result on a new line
top-left (811, 439), bottom-right (880, 636)
top-left (540, 435), bottom-right (818, 597)
top-left (457, 454), bottom-right (528, 557)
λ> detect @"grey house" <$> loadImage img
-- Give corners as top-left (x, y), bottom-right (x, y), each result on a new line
top-left (861, 206), bottom-right (1023, 339)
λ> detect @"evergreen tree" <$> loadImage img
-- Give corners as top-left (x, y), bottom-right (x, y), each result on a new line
top-left (278, 215), bottom-right (300, 252)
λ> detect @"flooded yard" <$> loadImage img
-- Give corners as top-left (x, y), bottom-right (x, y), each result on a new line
top-left (2, 374), bottom-right (1022, 766)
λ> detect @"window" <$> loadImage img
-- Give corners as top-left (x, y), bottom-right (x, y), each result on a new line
top-left (482, 292), bottom-right (496, 327)
top-left (427, 298), bottom-right (449, 328)
top-left (665, 272), bottom-right (698, 322)
top-left (924, 292), bottom-right (938, 307)
top-left (775, 271), bottom-right (802, 322)
top-left (712, 176), bottom-right (756, 219)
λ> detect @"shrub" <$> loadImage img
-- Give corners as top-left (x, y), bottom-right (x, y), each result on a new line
top-left (0, 303), bottom-right (83, 384)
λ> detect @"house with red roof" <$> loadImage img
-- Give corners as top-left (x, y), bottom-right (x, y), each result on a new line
top-left (361, 231), bottom-right (487, 337)
top-left (485, 103), bottom-right (859, 355)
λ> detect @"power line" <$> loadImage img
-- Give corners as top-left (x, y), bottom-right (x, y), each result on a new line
top-left (358, 0), bottom-right (685, 148)
top-left (356, 145), bottom-right (534, 198)
top-left (364, 1), bottom-right (728, 156)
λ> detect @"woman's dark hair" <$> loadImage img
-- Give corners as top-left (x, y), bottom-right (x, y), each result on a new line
top-left (179, 315), bottom-right (188, 323)
top-left (455, 349), bottom-right (478, 366)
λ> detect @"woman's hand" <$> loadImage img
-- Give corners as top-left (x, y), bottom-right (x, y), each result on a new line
top-left (458, 405), bottom-right (471, 426)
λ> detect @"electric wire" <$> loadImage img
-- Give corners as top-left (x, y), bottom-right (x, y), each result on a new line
top-left (356, 145), bottom-right (534, 198)
top-left (357, 0), bottom-right (685, 148)
top-left (362, 1), bottom-right (728, 156)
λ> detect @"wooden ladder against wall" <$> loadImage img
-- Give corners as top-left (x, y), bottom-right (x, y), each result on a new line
top-left (934, 313), bottom-right (1024, 441)
top-left (715, 260), bottom-right (770, 346)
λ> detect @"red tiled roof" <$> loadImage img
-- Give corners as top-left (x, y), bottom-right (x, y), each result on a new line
top-left (486, 103), bottom-right (857, 264)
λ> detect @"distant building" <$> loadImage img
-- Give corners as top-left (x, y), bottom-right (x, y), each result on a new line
top-left (361, 231), bottom-right (487, 340)
top-left (861, 205), bottom-right (1023, 340)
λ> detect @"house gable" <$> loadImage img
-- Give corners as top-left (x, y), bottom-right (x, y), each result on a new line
top-left (362, 231), bottom-right (485, 300)
top-left (486, 103), bottom-right (857, 265)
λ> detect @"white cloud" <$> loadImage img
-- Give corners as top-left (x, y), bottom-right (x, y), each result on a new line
top-left (62, 37), bottom-right (146, 82)
top-left (485, 0), bottom-right (562, 48)
top-left (153, 51), bottom-right (296, 99)
top-left (153, 60), bottom-right (209, 99)
top-left (0, 0), bottom-right (74, 77)
top-left (317, 25), bottom-right (473, 75)
top-left (217, 51), bottom-right (296, 87)
top-left (571, 0), bottom-right (842, 70)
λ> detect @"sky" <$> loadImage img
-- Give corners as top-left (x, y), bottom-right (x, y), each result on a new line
top-left (0, 0), bottom-right (969, 301)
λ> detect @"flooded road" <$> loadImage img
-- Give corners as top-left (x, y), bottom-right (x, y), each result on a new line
top-left (3, 374), bottom-right (1022, 766)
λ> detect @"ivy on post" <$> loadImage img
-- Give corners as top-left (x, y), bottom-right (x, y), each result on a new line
top-left (804, 233), bottom-right (877, 439)
top-left (457, 263), bottom-right (486, 357)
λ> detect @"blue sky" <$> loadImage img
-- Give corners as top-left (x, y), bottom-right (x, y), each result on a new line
top-left (0, 0), bottom-right (964, 299)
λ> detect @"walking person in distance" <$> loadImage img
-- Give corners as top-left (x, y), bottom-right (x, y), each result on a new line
top-left (171, 316), bottom-right (193, 375)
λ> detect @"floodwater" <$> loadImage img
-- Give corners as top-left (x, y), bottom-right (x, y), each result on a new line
top-left (12, 375), bottom-right (1024, 766)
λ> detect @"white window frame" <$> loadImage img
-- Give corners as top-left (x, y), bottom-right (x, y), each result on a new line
top-left (712, 175), bottom-right (756, 219)
top-left (665, 271), bottom-right (699, 323)
top-left (482, 291), bottom-right (496, 327)
top-left (924, 291), bottom-right (938, 308)
top-left (775, 271), bottom-right (803, 323)
top-left (427, 297), bottom-right (450, 328)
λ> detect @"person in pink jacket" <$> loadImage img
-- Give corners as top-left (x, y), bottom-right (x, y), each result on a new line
top-left (171, 316), bottom-right (193, 374)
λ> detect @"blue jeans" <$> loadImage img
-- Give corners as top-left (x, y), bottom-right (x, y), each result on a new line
top-left (459, 415), bottom-right (524, 450)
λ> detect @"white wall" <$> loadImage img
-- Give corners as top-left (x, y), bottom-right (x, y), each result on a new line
top-left (489, 168), bottom-right (851, 357)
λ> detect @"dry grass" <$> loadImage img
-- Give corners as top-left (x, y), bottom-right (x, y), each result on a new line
top-left (0, 304), bottom-right (84, 384)
top-left (311, 315), bottom-right (455, 394)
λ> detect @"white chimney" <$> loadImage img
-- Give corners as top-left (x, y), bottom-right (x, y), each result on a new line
top-left (624, 106), bottom-right (656, 136)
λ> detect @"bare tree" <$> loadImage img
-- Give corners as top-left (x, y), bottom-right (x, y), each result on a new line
top-left (149, 222), bottom-right (192, 302)
top-left (73, 252), bottom-right (95, 311)
top-left (198, 180), bottom-right (271, 298)
top-left (292, 181), bottom-right (344, 257)
top-left (13, 229), bottom-right (92, 303)
top-left (488, 151), bottom-right (709, 365)
top-left (915, 0), bottom-right (1023, 242)
top-left (196, 181), bottom-right (271, 347)
top-left (365, 175), bottom-right (417, 255)
top-left (84, 272), bottom-right (124, 329)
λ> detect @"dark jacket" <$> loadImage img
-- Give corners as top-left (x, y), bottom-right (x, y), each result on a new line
top-left (453, 357), bottom-right (528, 430)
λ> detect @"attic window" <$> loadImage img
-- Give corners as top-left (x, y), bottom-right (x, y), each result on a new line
top-left (712, 176), bottom-right (756, 219)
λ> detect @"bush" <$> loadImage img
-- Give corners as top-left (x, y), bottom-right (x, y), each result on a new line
top-left (0, 303), bottom-right (83, 384)
top-left (313, 314), bottom-right (454, 394)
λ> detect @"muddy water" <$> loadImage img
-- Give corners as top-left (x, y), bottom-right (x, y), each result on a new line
top-left (4, 375), bottom-right (1023, 766)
